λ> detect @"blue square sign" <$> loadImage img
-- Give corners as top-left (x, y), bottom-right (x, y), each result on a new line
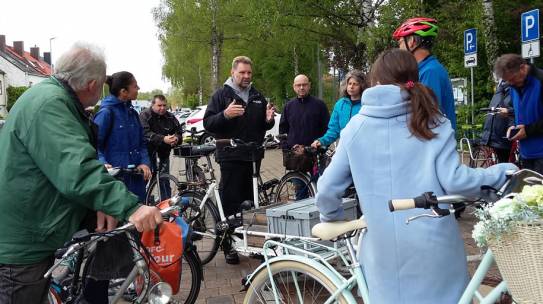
top-left (522, 9), bottom-right (540, 42)
top-left (464, 28), bottom-right (477, 54)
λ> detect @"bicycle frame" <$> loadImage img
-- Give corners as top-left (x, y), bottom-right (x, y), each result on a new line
top-left (247, 228), bottom-right (510, 304)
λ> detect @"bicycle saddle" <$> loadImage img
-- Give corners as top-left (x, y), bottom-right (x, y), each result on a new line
top-left (311, 217), bottom-right (367, 241)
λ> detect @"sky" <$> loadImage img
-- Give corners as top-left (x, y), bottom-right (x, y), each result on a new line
top-left (0, 0), bottom-right (170, 92)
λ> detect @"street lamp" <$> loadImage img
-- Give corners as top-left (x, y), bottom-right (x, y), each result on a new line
top-left (49, 37), bottom-right (56, 75)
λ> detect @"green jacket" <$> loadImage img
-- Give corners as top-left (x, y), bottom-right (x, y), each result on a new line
top-left (0, 77), bottom-right (141, 265)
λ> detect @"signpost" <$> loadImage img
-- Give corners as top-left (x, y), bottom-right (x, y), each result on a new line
top-left (464, 28), bottom-right (477, 126)
top-left (521, 9), bottom-right (540, 62)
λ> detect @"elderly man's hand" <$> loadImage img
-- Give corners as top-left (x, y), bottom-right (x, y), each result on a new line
top-left (507, 125), bottom-right (527, 141)
top-left (95, 211), bottom-right (118, 232)
top-left (128, 205), bottom-right (163, 232)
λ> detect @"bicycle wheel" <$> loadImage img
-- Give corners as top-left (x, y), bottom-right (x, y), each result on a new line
top-left (179, 191), bottom-right (220, 265)
top-left (244, 260), bottom-right (348, 304)
top-left (174, 246), bottom-right (202, 304)
top-left (146, 174), bottom-right (181, 205)
top-left (469, 145), bottom-right (496, 168)
top-left (275, 172), bottom-right (315, 203)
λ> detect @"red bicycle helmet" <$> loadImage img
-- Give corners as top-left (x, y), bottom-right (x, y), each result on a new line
top-left (392, 17), bottom-right (439, 40)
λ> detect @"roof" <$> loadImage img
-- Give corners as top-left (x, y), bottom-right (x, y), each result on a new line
top-left (0, 46), bottom-right (51, 77)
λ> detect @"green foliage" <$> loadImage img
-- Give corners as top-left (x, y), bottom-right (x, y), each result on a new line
top-left (7, 86), bottom-right (29, 112)
top-left (138, 89), bottom-right (165, 102)
top-left (154, 0), bottom-right (542, 128)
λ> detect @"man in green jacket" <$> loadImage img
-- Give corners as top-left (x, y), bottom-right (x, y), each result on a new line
top-left (0, 43), bottom-right (163, 303)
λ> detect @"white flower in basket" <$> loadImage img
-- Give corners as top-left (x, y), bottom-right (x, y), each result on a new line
top-left (472, 184), bottom-right (543, 303)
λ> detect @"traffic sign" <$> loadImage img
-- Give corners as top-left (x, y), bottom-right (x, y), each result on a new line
top-left (464, 28), bottom-right (477, 55)
top-left (521, 9), bottom-right (540, 43)
top-left (522, 40), bottom-right (541, 59)
top-left (464, 54), bottom-right (477, 68)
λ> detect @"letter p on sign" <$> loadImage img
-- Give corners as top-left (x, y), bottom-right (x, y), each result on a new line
top-left (521, 9), bottom-right (540, 42)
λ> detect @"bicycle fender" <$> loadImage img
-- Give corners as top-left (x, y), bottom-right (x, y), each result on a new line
top-left (244, 254), bottom-right (357, 302)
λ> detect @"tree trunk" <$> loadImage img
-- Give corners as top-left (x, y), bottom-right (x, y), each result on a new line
top-left (481, 0), bottom-right (499, 71)
top-left (210, 0), bottom-right (222, 92)
top-left (293, 46), bottom-right (299, 75)
top-left (198, 66), bottom-right (203, 106)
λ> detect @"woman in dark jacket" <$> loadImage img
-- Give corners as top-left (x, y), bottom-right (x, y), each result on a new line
top-left (481, 80), bottom-right (514, 163)
top-left (94, 71), bottom-right (151, 201)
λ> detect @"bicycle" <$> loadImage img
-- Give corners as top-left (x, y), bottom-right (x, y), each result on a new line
top-left (274, 142), bottom-right (330, 203)
top-left (178, 137), bottom-right (280, 265)
top-left (47, 201), bottom-right (202, 304)
top-left (459, 108), bottom-right (519, 169)
top-left (242, 169), bottom-right (538, 304)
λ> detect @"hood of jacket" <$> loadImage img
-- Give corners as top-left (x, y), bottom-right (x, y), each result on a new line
top-left (359, 84), bottom-right (410, 118)
top-left (224, 77), bottom-right (252, 102)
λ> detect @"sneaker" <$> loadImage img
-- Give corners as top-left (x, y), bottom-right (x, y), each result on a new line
top-left (224, 249), bottom-right (240, 265)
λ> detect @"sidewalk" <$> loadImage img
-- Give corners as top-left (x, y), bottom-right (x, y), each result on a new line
top-left (170, 149), bottom-right (496, 303)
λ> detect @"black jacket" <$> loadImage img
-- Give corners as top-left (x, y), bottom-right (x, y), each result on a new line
top-left (204, 84), bottom-right (274, 162)
top-left (279, 95), bottom-right (329, 148)
top-left (481, 82), bottom-right (514, 150)
top-left (139, 108), bottom-right (183, 160)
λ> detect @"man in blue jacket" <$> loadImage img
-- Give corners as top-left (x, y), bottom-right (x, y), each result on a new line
top-left (494, 54), bottom-right (543, 174)
top-left (393, 17), bottom-right (457, 130)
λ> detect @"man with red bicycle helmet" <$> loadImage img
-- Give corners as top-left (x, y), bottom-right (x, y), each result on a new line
top-left (393, 17), bottom-right (457, 130)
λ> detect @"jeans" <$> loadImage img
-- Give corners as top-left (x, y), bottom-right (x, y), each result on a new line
top-left (151, 154), bottom-right (172, 200)
top-left (522, 158), bottom-right (543, 175)
top-left (0, 256), bottom-right (53, 304)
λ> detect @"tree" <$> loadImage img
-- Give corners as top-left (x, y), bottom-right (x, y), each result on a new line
top-left (7, 86), bottom-right (28, 112)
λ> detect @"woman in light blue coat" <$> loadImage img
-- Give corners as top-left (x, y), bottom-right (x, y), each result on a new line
top-left (315, 49), bottom-right (517, 304)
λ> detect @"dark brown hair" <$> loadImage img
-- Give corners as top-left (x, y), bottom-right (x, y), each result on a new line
top-left (106, 71), bottom-right (135, 97)
top-left (370, 49), bottom-right (441, 140)
top-left (494, 53), bottom-right (526, 79)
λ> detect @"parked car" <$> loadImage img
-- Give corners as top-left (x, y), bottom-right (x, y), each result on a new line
top-left (174, 111), bottom-right (192, 125)
top-left (183, 105), bottom-right (281, 146)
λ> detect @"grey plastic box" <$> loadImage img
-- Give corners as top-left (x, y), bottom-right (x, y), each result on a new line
top-left (266, 197), bottom-right (358, 237)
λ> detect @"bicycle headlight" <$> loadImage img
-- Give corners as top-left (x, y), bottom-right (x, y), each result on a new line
top-left (148, 282), bottom-right (172, 304)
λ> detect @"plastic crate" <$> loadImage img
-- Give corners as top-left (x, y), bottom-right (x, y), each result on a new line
top-left (266, 197), bottom-right (358, 237)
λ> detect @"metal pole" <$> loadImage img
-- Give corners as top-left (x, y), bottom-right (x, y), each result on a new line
top-left (49, 37), bottom-right (56, 75)
top-left (470, 67), bottom-right (475, 127)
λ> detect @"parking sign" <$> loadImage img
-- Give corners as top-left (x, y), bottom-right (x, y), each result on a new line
top-left (464, 29), bottom-right (477, 54)
top-left (521, 9), bottom-right (540, 42)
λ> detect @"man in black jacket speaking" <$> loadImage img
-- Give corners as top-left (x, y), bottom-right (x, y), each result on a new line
top-left (204, 56), bottom-right (275, 264)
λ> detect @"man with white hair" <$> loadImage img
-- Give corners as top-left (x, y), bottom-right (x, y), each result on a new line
top-left (0, 42), bottom-right (162, 303)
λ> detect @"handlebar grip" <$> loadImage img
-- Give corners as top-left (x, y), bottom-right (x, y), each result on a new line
top-left (215, 139), bottom-right (233, 146)
top-left (388, 199), bottom-right (416, 211)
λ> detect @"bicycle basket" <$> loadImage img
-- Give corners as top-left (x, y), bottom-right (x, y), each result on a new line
top-left (487, 220), bottom-right (543, 303)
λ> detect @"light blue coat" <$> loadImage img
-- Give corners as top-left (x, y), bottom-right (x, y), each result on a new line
top-left (316, 85), bottom-right (517, 304)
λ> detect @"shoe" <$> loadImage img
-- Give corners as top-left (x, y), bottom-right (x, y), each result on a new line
top-left (224, 249), bottom-right (240, 265)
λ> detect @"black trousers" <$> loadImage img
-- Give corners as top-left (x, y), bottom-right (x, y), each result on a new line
top-left (522, 158), bottom-right (543, 175)
top-left (219, 160), bottom-right (260, 217)
top-left (0, 256), bottom-right (53, 304)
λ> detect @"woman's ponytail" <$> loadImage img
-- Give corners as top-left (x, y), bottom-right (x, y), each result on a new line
top-left (404, 82), bottom-right (441, 140)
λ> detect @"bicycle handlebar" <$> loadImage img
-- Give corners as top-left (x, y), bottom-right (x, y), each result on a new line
top-left (107, 166), bottom-right (143, 177)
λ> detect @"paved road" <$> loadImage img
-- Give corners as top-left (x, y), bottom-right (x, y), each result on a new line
top-left (170, 149), bottom-right (496, 303)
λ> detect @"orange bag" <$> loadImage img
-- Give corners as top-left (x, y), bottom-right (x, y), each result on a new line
top-left (140, 200), bottom-right (185, 294)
